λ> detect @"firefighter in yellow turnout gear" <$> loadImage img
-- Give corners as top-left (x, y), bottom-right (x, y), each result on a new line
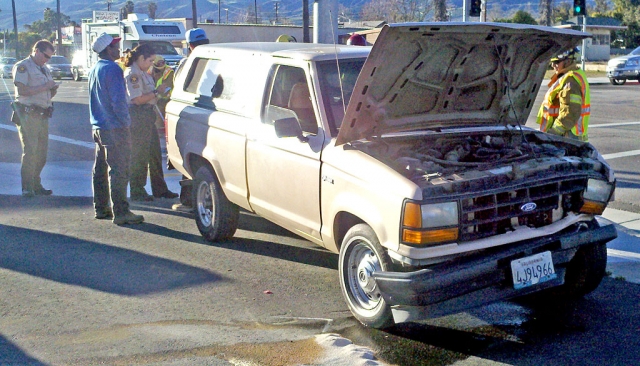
top-left (536, 48), bottom-right (591, 142)
top-left (148, 55), bottom-right (174, 121)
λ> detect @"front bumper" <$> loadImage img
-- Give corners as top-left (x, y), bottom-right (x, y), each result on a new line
top-left (373, 221), bottom-right (617, 323)
top-left (606, 68), bottom-right (640, 79)
top-left (50, 70), bottom-right (73, 78)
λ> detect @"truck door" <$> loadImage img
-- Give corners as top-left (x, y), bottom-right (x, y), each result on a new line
top-left (246, 64), bottom-right (324, 243)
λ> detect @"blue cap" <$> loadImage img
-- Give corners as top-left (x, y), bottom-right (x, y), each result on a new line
top-left (186, 28), bottom-right (208, 43)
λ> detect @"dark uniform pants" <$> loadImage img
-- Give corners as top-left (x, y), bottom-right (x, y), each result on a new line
top-left (17, 111), bottom-right (49, 192)
top-left (129, 105), bottom-right (170, 197)
top-left (92, 128), bottom-right (132, 216)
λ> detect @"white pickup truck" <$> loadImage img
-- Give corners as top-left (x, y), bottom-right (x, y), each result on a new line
top-left (166, 23), bottom-right (617, 329)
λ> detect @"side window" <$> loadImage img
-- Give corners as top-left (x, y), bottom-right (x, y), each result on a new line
top-left (184, 58), bottom-right (221, 97)
top-left (183, 57), bottom-right (261, 115)
top-left (264, 65), bottom-right (318, 135)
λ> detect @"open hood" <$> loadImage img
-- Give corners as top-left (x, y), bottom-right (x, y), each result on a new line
top-left (335, 22), bottom-right (589, 146)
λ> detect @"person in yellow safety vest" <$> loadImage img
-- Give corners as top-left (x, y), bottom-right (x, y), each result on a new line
top-left (147, 55), bottom-right (174, 120)
top-left (536, 47), bottom-right (591, 142)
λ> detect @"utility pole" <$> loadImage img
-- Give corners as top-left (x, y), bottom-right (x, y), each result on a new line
top-left (107, 0), bottom-right (112, 11)
top-left (11, 0), bottom-right (18, 58)
top-left (582, 16), bottom-right (587, 70)
top-left (218, 0), bottom-right (221, 23)
top-left (225, 8), bottom-right (228, 23)
top-left (56, 0), bottom-right (62, 51)
top-left (274, 2), bottom-right (279, 24)
top-left (254, 0), bottom-right (258, 24)
top-left (191, 0), bottom-right (197, 28)
top-left (302, 0), bottom-right (309, 42)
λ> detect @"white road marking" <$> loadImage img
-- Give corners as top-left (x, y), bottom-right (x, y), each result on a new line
top-left (590, 121), bottom-right (640, 128)
top-left (0, 123), bottom-right (94, 149)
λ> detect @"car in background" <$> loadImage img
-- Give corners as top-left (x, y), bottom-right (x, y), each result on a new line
top-left (46, 55), bottom-right (73, 79)
top-left (606, 46), bottom-right (640, 85)
top-left (0, 57), bottom-right (16, 79)
top-left (70, 50), bottom-right (87, 81)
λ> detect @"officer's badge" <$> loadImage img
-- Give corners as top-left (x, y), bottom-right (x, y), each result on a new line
top-left (18, 65), bottom-right (26, 73)
top-left (131, 75), bottom-right (139, 84)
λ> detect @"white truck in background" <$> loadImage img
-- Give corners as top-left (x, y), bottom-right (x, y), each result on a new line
top-left (71, 13), bottom-right (186, 81)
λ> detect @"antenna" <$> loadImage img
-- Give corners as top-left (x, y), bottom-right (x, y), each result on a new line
top-left (328, 10), bottom-right (347, 114)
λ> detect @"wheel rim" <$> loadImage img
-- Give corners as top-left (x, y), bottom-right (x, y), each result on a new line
top-left (345, 239), bottom-right (383, 311)
top-left (196, 180), bottom-right (214, 227)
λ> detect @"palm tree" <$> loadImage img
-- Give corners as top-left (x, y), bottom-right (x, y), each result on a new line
top-left (148, 2), bottom-right (157, 19)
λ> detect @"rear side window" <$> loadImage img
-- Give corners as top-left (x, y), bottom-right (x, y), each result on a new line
top-left (183, 57), bottom-right (263, 115)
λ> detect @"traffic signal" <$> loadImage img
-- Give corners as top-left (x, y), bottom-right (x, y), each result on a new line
top-left (573, 0), bottom-right (586, 16)
top-left (469, 0), bottom-right (482, 17)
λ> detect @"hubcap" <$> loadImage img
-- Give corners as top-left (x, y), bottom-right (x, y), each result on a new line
top-left (196, 180), bottom-right (213, 226)
top-left (346, 240), bottom-right (382, 311)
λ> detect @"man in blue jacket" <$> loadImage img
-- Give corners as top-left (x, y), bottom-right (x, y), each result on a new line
top-left (89, 33), bottom-right (144, 225)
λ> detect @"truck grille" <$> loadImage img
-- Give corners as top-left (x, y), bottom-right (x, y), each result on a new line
top-left (459, 178), bottom-right (587, 242)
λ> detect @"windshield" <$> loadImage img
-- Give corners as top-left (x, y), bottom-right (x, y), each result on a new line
top-left (48, 56), bottom-right (70, 65)
top-left (142, 41), bottom-right (179, 56)
top-left (0, 57), bottom-right (16, 65)
top-left (316, 58), bottom-right (366, 134)
top-left (631, 47), bottom-right (640, 56)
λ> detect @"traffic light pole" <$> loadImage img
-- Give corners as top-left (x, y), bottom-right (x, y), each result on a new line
top-left (582, 16), bottom-right (587, 70)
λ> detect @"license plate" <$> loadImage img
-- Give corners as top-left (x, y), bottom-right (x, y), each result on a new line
top-left (510, 251), bottom-right (557, 290)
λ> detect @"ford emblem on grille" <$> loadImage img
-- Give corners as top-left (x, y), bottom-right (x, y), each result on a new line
top-left (520, 202), bottom-right (537, 212)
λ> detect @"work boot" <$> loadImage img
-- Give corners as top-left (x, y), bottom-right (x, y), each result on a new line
top-left (154, 191), bottom-right (179, 199)
top-left (95, 208), bottom-right (114, 220)
top-left (113, 211), bottom-right (145, 225)
top-left (34, 187), bottom-right (53, 196)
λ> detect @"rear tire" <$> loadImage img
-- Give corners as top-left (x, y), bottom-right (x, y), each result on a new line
top-left (339, 224), bottom-right (394, 329)
top-left (72, 68), bottom-right (81, 81)
top-left (193, 166), bottom-right (239, 242)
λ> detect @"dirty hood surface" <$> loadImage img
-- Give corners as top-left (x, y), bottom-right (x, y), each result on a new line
top-left (335, 22), bottom-right (589, 146)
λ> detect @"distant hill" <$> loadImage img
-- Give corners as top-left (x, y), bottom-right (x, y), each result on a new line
top-left (0, 0), bottom-right (593, 31)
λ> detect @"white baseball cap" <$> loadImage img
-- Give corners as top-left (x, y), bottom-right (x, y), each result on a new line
top-left (92, 32), bottom-right (121, 53)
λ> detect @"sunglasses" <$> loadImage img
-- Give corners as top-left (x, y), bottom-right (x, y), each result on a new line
top-left (40, 50), bottom-right (54, 59)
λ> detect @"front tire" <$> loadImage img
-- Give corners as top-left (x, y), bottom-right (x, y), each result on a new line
top-left (72, 68), bottom-right (81, 81)
top-left (559, 241), bottom-right (608, 298)
top-left (609, 78), bottom-right (626, 85)
top-left (339, 224), bottom-right (394, 329)
top-left (193, 166), bottom-right (239, 242)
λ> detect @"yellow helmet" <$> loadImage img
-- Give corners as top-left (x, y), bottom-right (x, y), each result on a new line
top-left (550, 47), bottom-right (579, 62)
top-left (276, 34), bottom-right (296, 42)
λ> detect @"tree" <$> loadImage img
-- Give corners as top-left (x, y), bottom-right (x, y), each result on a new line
top-left (595, 0), bottom-right (610, 13)
top-left (494, 10), bottom-right (538, 25)
top-left (361, 0), bottom-right (433, 23)
top-left (120, 0), bottom-right (135, 20)
top-left (148, 2), bottom-right (157, 19)
top-left (24, 7), bottom-right (71, 40)
top-left (539, 0), bottom-right (551, 26)
top-left (433, 0), bottom-right (447, 22)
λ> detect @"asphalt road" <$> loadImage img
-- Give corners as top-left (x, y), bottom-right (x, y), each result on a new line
top-left (0, 79), bottom-right (639, 365)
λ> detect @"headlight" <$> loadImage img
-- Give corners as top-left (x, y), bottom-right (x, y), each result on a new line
top-left (402, 201), bottom-right (459, 246)
top-left (580, 179), bottom-right (614, 215)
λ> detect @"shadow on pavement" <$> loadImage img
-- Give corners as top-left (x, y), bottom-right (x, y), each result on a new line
top-left (0, 223), bottom-right (226, 296)
top-left (0, 334), bottom-right (47, 366)
top-left (340, 277), bottom-right (640, 365)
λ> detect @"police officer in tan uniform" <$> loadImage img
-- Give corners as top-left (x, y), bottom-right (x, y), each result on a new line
top-left (12, 40), bottom-right (59, 197)
top-left (123, 43), bottom-right (177, 201)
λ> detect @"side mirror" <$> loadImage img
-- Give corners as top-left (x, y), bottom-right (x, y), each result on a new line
top-left (274, 117), bottom-right (309, 142)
